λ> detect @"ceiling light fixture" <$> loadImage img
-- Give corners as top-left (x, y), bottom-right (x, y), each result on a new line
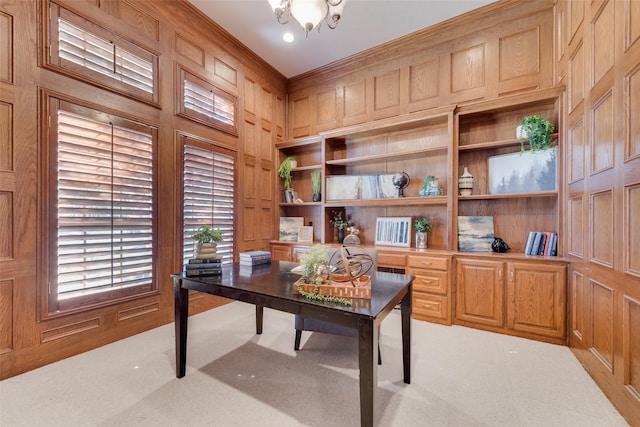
top-left (267, 0), bottom-right (346, 38)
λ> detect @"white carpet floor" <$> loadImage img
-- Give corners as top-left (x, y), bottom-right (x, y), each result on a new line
top-left (0, 302), bottom-right (629, 427)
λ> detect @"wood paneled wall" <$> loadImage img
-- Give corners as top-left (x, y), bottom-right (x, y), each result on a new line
top-left (557, 0), bottom-right (640, 425)
top-left (286, 0), bottom-right (556, 137)
top-left (0, 0), bottom-right (285, 379)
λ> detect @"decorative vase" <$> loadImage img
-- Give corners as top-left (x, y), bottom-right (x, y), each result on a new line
top-left (415, 231), bottom-right (427, 249)
top-left (337, 228), bottom-right (345, 244)
top-left (312, 193), bottom-right (321, 202)
top-left (418, 175), bottom-right (435, 197)
top-left (458, 166), bottom-right (473, 196)
top-left (343, 232), bottom-right (361, 246)
top-left (195, 242), bottom-right (217, 259)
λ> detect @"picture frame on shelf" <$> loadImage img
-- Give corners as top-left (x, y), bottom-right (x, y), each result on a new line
top-left (375, 217), bottom-right (411, 247)
top-left (488, 147), bottom-right (556, 194)
top-left (457, 216), bottom-right (495, 251)
top-left (297, 226), bottom-right (314, 243)
top-left (279, 217), bottom-right (304, 242)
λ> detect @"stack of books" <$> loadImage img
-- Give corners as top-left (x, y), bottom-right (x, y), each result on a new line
top-left (524, 231), bottom-right (558, 256)
top-left (239, 250), bottom-right (272, 266)
top-left (185, 256), bottom-right (222, 277)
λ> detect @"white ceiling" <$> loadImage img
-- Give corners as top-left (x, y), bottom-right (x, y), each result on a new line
top-left (188, 0), bottom-right (498, 78)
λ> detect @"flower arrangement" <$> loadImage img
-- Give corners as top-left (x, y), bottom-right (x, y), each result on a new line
top-left (330, 211), bottom-right (348, 230)
top-left (346, 226), bottom-right (359, 235)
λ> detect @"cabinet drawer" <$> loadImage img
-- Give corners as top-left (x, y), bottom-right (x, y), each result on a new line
top-left (407, 255), bottom-right (449, 270)
top-left (292, 246), bottom-right (310, 262)
top-left (413, 293), bottom-right (448, 321)
top-left (378, 252), bottom-right (406, 268)
top-left (409, 269), bottom-right (448, 295)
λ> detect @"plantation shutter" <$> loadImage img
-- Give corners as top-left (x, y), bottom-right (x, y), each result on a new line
top-left (52, 101), bottom-right (156, 310)
top-left (48, 3), bottom-right (159, 104)
top-left (182, 144), bottom-right (235, 265)
top-left (177, 67), bottom-right (238, 136)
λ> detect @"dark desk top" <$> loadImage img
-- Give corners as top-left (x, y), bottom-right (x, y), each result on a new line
top-left (172, 261), bottom-right (414, 321)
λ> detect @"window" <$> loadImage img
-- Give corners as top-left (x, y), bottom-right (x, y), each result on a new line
top-left (181, 138), bottom-right (235, 265)
top-left (44, 97), bottom-right (157, 314)
top-left (177, 66), bottom-right (238, 136)
top-left (46, 2), bottom-right (159, 105)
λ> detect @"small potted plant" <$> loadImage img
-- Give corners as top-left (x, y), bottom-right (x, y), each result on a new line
top-left (278, 156), bottom-right (296, 190)
top-left (330, 211), bottom-right (348, 243)
top-left (190, 225), bottom-right (223, 259)
top-left (414, 218), bottom-right (432, 249)
top-left (517, 115), bottom-right (555, 152)
top-left (311, 171), bottom-right (322, 202)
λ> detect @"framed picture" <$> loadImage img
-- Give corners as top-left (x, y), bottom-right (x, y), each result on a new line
top-left (457, 216), bottom-right (494, 251)
top-left (297, 226), bottom-right (313, 243)
top-left (488, 147), bottom-right (556, 194)
top-left (279, 217), bottom-right (303, 241)
top-left (375, 217), bottom-right (411, 247)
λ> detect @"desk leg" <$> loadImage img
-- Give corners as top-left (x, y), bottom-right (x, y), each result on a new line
top-left (401, 289), bottom-right (411, 384)
top-left (174, 277), bottom-right (189, 378)
top-left (358, 318), bottom-right (378, 427)
top-left (255, 305), bottom-right (263, 334)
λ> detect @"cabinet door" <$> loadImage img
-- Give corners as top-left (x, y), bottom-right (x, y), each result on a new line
top-left (270, 244), bottom-right (291, 261)
top-left (456, 259), bottom-right (504, 327)
top-left (507, 262), bottom-right (566, 339)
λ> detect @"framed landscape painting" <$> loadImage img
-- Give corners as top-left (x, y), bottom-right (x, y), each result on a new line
top-left (488, 147), bottom-right (556, 194)
top-left (457, 216), bottom-right (494, 251)
top-left (279, 217), bottom-right (303, 241)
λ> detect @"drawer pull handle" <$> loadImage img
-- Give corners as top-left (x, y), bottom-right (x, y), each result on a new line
top-left (422, 303), bottom-right (433, 308)
top-left (422, 261), bottom-right (432, 266)
top-left (420, 279), bottom-right (433, 284)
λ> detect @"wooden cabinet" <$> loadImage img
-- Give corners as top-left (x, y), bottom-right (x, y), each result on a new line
top-left (507, 262), bottom-right (566, 339)
top-left (270, 243), bottom-right (310, 262)
top-left (454, 87), bottom-right (564, 255)
top-left (407, 253), bottom-right (452, 325)
top-left (455, 256), bottom-right (567, 344)
top-left (455, 258), bottom-right (505, 328)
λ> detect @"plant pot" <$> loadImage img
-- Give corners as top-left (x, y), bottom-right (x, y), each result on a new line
top-left (195, 242), bottom-right (217, 259)
top-left (337, 228), bottom-right (345, 243)
top-left (312, 193), bottom-right (321, 202)
top-left (415, 231), bottom-right (427, 249)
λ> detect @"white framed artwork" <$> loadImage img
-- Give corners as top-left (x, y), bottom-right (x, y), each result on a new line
top-left (375, 217), bottom-right (411, 247)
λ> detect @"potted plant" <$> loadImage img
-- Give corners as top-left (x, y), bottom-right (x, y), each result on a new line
top-left (414, 218), bottom-right (432, 249)
top-left (517, 115), bottom-right (555, 152)
top-left (278, 156), bottom-right (296, 190)
top-left (311, 171), bottom-right (322, 202)
top-left (330, 211), bottom-right (348, 243)
top-left (190, 225), bottom-right (223, 259)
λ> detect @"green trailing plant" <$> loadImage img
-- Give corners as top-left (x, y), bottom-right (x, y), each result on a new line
top-left (190, 225), bottom-right (223, 243)
top-left (278, 156), bottom-right (295, 190)
top-left (518, 115), bottom-right (555, 152)
top-left (295, 283), bottom-right (352, 306)
top-left (311, 171), bottom-right (322, 195)
top-left (330, 211), bottom-right (348, 230)
top-left (414, 218), bottom-right (432, 233)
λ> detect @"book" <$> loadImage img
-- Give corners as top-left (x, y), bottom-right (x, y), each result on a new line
top-left (188, 256), bottom-right (222, 264)
top-left (537, 233), bottom-right (547, 255)
top-left (530, 232), bottom-right (542, 255)
top-left (541, 231), bottom-right (551, 255)
top-left (239, 258), bottom-right (271, 266)
top-left (524, 231), bottom-right (536, 255)
top-left (549, 232), bottom-right (558, 256)
top-left (185, 262), bottom-right (222, 270)
top-left (239, 250), bottom-right (271, 259)
top-left (185, 268), bottom-right (222, 277)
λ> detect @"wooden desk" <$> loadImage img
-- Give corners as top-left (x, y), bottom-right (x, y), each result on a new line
top-left (172, 261), bottom-right (413, 427)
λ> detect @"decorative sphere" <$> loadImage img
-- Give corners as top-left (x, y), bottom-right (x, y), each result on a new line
top-left (392, 172), bottom-right (410, 197)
